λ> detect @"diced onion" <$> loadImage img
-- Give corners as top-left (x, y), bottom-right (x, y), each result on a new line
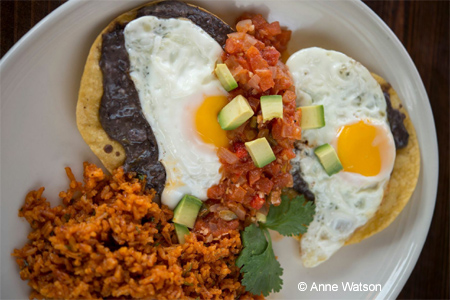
top-left (217, 147), bottom-right (239, 164)
top-left (209, 204), bottom-right (222, 213)
top-left (247, 74), bottom-right (261, 90)
top-left (227, 32), bottom-right (246, 40)
top-left (236, 19), bottom-right (254, 33)
top-left (229, 203), bottom-right (246, 220)
top-left (218, 210), bottom-right (238, 221)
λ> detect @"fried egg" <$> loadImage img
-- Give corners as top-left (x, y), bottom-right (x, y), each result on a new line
top-left (287, 47), bottom-right (396, 267)
top-left (124, 16), bottom-right (229, 209)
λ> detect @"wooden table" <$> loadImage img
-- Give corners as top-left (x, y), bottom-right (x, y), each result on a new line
top-left (1, 1), bottom-right (448, 299)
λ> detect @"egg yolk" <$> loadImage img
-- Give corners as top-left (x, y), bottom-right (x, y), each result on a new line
top-left (195, 95), bottom-right (229, 148)
top-left (337, 120), bottom-right (387, 177)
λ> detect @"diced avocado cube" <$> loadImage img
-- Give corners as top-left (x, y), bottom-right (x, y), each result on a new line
top-left (215, 64), bottom-right (238, 91)
top-left (172, 195), bottom-right (203, 228)
top-left (300, 105), bottom-right (325, 129)
top-left (260, 95), bottom-right (283, 121)
top-left (314, 143), bottom-right (343, 176)
top-left (245, 138), bottom-right (276, 168)
top-left (174, 223), bottom-right (190, 244)
top-left (218, 95), bottom-right (254, 130)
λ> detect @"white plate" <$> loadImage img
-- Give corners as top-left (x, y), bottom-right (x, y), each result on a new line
top-left (0, 1), bottom-right (438, 299)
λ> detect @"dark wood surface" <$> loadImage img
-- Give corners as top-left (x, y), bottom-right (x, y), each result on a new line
top-left (1, 1), bottom-right (448, 299)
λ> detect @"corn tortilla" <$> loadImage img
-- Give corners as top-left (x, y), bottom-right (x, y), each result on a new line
top-left (76, 7), bottom-right (137, 172)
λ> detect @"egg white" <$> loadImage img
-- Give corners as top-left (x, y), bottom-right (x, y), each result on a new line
top-left (287, 47), bottom-right (396, 267)
top-left (124, 16), bottom-right (226, 209)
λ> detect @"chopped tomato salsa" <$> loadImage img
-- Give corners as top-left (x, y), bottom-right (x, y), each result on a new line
top-left (204, 14), bottom-right (301, 229)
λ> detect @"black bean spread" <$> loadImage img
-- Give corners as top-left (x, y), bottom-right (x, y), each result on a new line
top-left (99, 23), bottom-right (166, 196)
top-left (292, 170), bottom-right (315, 201)
top-left (137, 1), bottom-right (233, 46)
top-left (383, 89), bottom-right (409, 149)
top-left (99, 1), bottom-right (232, 195)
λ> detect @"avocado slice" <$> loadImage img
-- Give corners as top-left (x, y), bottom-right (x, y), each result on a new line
top-left (218, 95), bottom-right (254, 130)
top-left (215, 64), bottom-right (238, 91)
top-left (245, 137), bottom-right (276, 168)
top-left (172, 195), bottom-right (203, 228)
top-left (260, 95), bottom-right (283, 121)
top-left (174, 223), bottom-right (190, 244)
top-left (314, 143), bottom-right (343, 176)
top-left (300, 105), bottom-right (325, 129)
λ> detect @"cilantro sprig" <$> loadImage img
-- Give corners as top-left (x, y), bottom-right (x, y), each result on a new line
top-left (238, 224), bottom-right (283, 296)
top-left (264, 194), bottom-right (315, 236)
top-left (237, 194), bottom-right (315, 296)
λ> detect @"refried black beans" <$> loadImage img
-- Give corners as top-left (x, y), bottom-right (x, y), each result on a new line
top-left (383, 90), bottom-right (409, 149)
top-left (99, 23), bottom-right (166, 196)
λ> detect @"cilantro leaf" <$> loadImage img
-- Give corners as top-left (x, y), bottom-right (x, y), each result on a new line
top-left (236, 194), bottom-right (316, 296)
top-left (262, 195), bottom-right (315, 236)
top-left (240, 228), bottom-right (283, 296)
top-left (236, 223), bottom-right (267, 268)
